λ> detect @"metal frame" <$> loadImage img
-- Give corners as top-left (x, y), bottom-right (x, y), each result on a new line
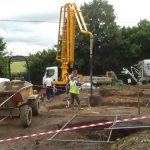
top-left (47, 114), bottom-right (150, 144)
top-left (8, 55), bottom-right (30, 81)
top-left (48, 114), bottom-right (115, 144)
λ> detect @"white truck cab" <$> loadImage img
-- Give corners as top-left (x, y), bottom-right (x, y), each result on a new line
top-left (0, 78), bottom-right (10, 83)
top-left (42, 66), bottom-right (58, 84)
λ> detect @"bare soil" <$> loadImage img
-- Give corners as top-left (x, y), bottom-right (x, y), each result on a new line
top-left (0, 85), bottom-right (150, 150)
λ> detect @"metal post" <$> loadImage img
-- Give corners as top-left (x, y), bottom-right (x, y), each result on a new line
top-left (48, 114), bottom-right (77, 140)
top-left (90, 36), bottom-right (93, 105)
top-left (107, 114), bottom-right (118, 142)
top-left (137, 85), bottom-right (140, 115)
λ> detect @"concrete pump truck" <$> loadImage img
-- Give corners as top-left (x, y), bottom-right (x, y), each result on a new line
top-left (43, 3), bottom-right (93, 92)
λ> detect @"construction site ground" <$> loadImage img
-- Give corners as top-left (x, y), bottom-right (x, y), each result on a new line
top-left (0, 85), bottom-right (150, 150)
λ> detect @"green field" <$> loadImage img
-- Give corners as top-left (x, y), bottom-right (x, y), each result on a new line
top-left (11, 61), bottom-right (27, 74)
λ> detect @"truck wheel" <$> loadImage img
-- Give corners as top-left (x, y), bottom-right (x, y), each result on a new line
top-left (20, 105), bottom-right (32, 127)
top-left (30, 100), bottom-right (40, 116)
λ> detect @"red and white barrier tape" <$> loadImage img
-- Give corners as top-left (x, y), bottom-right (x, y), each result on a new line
top-left (0, 115), bottom-right (149, 143)
top-left (33, 84), bottom-right (67, 88)
top-left (0, 116), bottom-right (9, 122)
top-left (34, 86), bottom-right (66, 92)
top-left (90, 111), bottom-right (100, 114)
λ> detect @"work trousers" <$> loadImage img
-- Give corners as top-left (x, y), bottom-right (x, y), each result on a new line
top-left (46, 86), bottom-right (52, 100)
top-left (70, 93), bottom-right (80, 105)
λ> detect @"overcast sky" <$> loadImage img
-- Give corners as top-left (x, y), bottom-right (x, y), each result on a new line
top-left (0, 0), bottom-right (150, 56)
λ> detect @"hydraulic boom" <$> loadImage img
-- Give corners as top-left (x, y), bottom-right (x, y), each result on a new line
top-left (55, 3), bottom-right (93, 85)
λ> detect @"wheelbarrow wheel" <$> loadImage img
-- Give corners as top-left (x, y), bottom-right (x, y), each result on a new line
top-left (20, 105), bottom-right (32, 127)
top-left (30, 100), bottom-right (40, 116)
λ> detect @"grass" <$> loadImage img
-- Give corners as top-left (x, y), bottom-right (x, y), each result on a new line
top-left (10, 61), bottom-right (27, 74)
top-left (111, 129), bottom-right (150, 150)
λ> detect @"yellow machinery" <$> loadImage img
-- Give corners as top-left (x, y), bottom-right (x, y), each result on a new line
top-left (0, 80), bottom-right (40, 127)
top-left (54, 3), bottom-right (93, 85)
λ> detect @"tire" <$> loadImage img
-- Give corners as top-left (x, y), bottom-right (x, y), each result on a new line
top-left (20, 105), bottom-right (32, 127)
top-left (30, 100), bottom-right (40, 116)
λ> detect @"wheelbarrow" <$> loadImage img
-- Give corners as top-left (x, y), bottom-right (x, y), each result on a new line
top-left (0, 80), bottom-right (40, 127)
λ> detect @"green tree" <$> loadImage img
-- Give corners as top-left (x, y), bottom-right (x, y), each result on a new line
top-left (28, 49), bottom-right (59, 84)
top-left (134, 19), bottom-right (150, 59)
top-left (0, 37), bottom-right (7, 77)
top-left (115, 19), bottom-right (150, 70)
top-left (75, 0), bottom-right (119, 75)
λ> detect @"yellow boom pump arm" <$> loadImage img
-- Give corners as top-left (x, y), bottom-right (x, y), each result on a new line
top-left (56, 3), bottom-right (93, 84)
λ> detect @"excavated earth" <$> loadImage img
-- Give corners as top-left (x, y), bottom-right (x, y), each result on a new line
top-left (0, 85), bottom-right (150, 150)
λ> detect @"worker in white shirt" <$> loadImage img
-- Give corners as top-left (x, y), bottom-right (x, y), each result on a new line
top-left (44, 75), bottom-right (53, 101)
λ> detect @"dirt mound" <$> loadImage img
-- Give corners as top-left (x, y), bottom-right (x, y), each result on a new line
top-left (89, 95), bottom-right (103, 107)
top-left (99, 89), bottom-right (118, 96)
top-left (47, 104), bottom-right (66, 110)
top-left (1, 85), bottom-right (150, 150)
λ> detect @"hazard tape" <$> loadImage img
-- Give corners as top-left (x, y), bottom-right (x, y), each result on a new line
top-left (0, 115), bottom-right (149, 143)
top-left (0, 116), bottom-right (9, 122)
top-left (34, 85), bottom-right (66, 92)
top-left (90, 111), bottom-right (100, 114)
top-left (33, 84), bottom-right (67, 88)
